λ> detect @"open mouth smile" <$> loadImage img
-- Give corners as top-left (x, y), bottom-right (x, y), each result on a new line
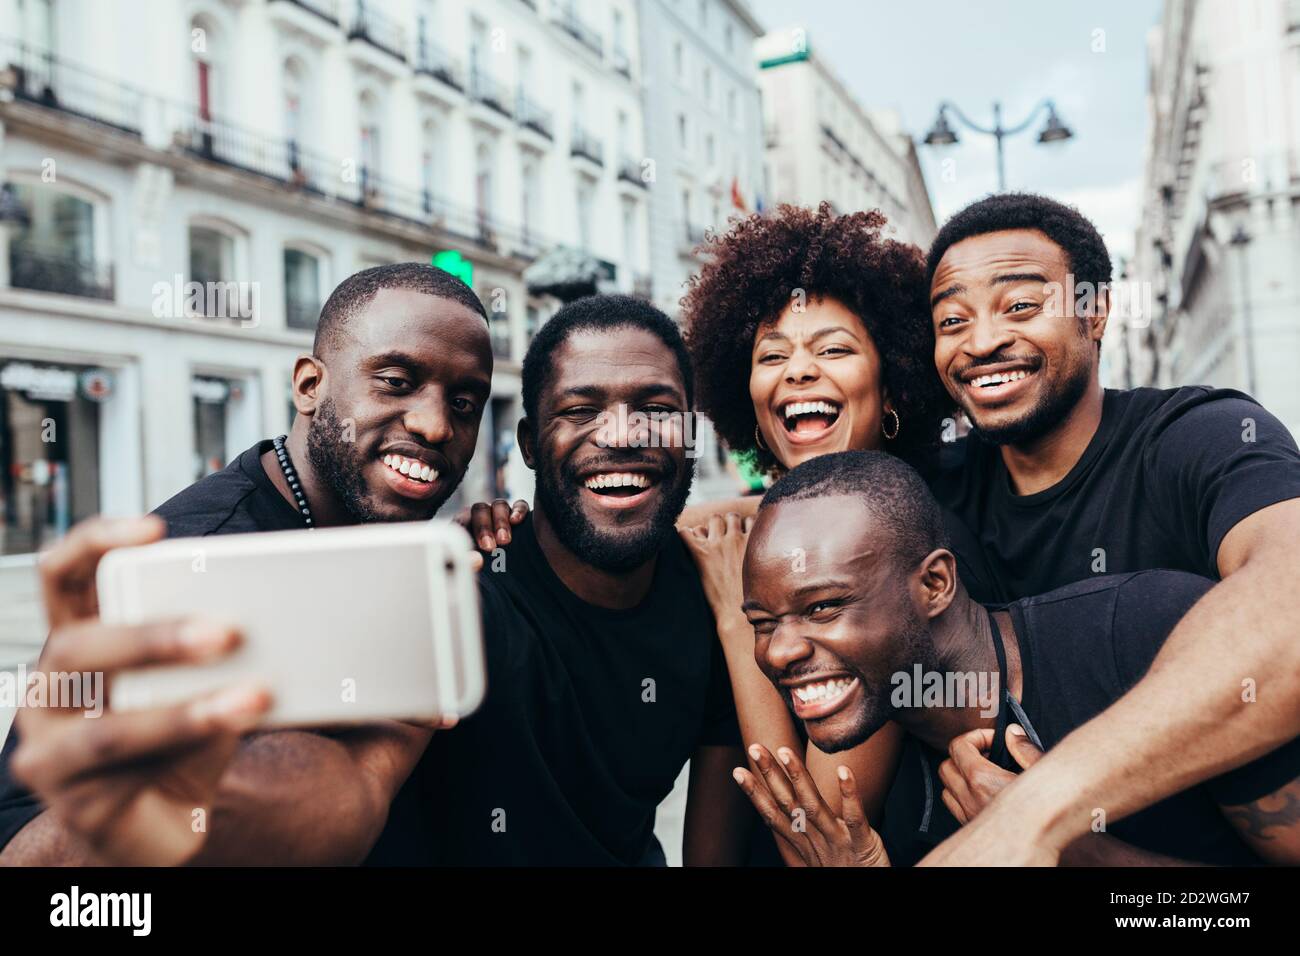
top-left (579, 470), bottom-right (662, 510)
top-left (779, 398), bottom-right (843, 444)
top-left (380, 452), bottom-right (443, 500)
top-left (783, 675), bottom-right (861, 720)
top-left (959, 365), bottom-right (1039, 405)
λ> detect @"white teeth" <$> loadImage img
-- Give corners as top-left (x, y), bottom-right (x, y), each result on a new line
top-left (783, 400), bottom-right (841, 420)
top-left (583, 472), bottom-right (652, 491)
top-left (793, 678), bottom-right (853, 703)
top-left (971, 370), bottom-right (1030, 388)
top-left (382, 455), bottom-right (438, 483)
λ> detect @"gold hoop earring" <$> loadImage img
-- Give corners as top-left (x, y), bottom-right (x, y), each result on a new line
top-left (882, 408), bottom-right (900, 441)
top-left (754, 425), bottom-right (769, 452)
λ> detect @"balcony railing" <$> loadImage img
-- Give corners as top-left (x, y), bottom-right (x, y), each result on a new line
top-left (415, 37), bottom-right (463, 90)
top-left (516, 91), bottom-right (553, 139)
top-left (10, 241), bottom-right (114, 301)
top-left (611, 46), bottom-right (631, 78)
top-left (618, 156), bottom-right (647, 188)
top-left (552, 6), bottom-right (604, 57)
top-left (347, 0), bottom-right (407, 61)
top-left (468, 68), bottom-right (512, 118)
top-left (0, 39), bottom-right (144, 135)
top-left (570, 125), bottom-right (604, 165)
top-left (271, 0), bottom-right (340, 24)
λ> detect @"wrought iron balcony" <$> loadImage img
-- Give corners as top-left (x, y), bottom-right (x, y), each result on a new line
top-left (415, 36), bottom-right (463, 90)
top-left (347, 0), bottom-right (407, 61)
top-left (9, 241), bottom-right (114, 301)
top-left (270, 0), bottom-right (340, 24)
top-left (618, 156), bottom-right (647, 188)
top-left (552, 6), bottom-right (604, 57)
top-left (570, 125), bottom-right (604, 165)
top-left (468, 68), bottom-right (512, 118)
top-left (516, 91), bottom-right (553, 139)
top-left (0, 39), bottom-right (143, 135)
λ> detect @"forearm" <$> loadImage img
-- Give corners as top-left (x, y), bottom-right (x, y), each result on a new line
top-left (1060, 832), bottom-right (1203, 866)
top-left (989, 563), bottom-right (1300, 852)
top-left (190, 723), bottom-right (430, 866)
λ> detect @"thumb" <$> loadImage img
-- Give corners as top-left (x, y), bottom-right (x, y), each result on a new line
top-left (1006, 724), bottom-right (1044, 771)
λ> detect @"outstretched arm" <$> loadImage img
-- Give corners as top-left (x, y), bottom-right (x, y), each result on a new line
top-left (922, 501), bottom-right (1300, 865)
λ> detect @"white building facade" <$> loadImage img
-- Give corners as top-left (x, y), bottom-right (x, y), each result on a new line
top-left (755, 28), bottom-right (937, 249)
top-left (740, 33), bottom-right (939, 492)
top-left (1118, 0), bottom-right (1300, 437)
top-left (0, 0), bottom-right (653, 557)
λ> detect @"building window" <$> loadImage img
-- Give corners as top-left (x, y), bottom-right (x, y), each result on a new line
top-left (725, 22), bottom-right (734, 55)
top-left (705, 133), bottom-right (716, 167)
top-left (192, 374), bottom-right (259, 481)
top-left (358, 90), bottom-right (383, 195)
top-left (677, 112), bottom-right (688, 151)
top-left (6, 181), bottom-right (111, 300)
top-left (703, 66), bottom-right (712, 105)
top-left (188, 222), bottom-right (248, 319)
top-left (284, 247), bottom-right (323, 330)
top-left (727, 87), bottom-right (737, 125)
top-left (673, 40), bottom-right (684, 81)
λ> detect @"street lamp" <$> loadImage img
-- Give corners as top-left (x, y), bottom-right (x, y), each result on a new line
top-left (923, 99), bottom-right (1073, 191)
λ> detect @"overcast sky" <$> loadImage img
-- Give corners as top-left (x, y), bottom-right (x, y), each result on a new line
top-left (744, 0), bottom-right (1164, 262)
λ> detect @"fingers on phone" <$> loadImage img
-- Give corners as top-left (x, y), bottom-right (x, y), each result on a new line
top-left (13, 683), bottom-right (268, 791)
top-left (42, 618), bottom-right (242, 678)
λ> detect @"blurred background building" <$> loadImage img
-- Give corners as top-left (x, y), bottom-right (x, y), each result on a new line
top-left (755, 27), bottom-right (937, 247)
top-left (1115, 0), bottom-right (1300, 437)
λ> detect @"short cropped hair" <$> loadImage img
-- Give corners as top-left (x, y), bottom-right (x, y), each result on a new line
top-left (314, 262), bottom-right (487, 357)
top-left (521, 293), bottom-right (694, 424)
top-left (760, 450), bottom-right (949, 569)
top-left (926, 192), bottom-right (1112, 300)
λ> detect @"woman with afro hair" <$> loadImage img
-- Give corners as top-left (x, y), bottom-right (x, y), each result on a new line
top-left (676, 203), bottom-right (995, 865)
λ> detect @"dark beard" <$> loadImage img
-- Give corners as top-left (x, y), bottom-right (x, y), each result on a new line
top-left (305, 397), bottom-right (462, 523)
top-left (968, 354), bottom-right (1091, 447)
top-left (306, 398), bottom-right (382, 522)
top-left (533, 451), bottom-right (695, 573)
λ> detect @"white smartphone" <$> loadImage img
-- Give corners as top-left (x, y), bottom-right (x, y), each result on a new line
top-left (97, 520), bottom-right (485, 728)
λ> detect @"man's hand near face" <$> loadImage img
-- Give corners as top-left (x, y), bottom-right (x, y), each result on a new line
top-left (8, 517), bottom-right (271, 865)
top-left (732, 743), bottom-right (889, 867)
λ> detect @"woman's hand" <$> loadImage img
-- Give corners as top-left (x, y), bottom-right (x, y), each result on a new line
top-left (679, 512), bottom-right (753, 641)
top-left (733, 744), bottom-right (890, 867)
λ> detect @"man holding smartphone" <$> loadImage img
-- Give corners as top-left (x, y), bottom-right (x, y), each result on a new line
top-left (0, 262), bottom-right (498, 864)
top-left (1, 287), bottom-right (750, 866)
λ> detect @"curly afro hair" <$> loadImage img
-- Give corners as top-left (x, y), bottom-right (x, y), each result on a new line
top-left (681, 202), bottom-right (951, 473)
top-left (926, 192), bottom-right (1113, 304)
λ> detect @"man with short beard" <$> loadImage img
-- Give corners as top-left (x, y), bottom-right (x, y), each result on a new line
top-left (0, 262), bottom-right (497, 864)
top-left (367, 294), bottom-right (750, 865)
top-left (919, 193), bottom-right (1300, 864)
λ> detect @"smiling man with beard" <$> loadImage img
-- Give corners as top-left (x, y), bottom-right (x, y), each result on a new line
top-left (917, 193), bottom-right (1300, 864)
top-left (0, 262), bottom-right (496, 864)
top-left (366, 294), bottom-right (751, 865)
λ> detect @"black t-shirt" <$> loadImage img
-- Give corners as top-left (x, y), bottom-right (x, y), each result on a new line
top-left (0, 441), bottom-right (739, 864)
top-left (0, 439), bottom-right (302, 850)
top-left (880, 571), bottom-right (1300, 866)
top-left (932, 386), bottom-right (1300, 603)
top-left (365, 512), bottom-right (739, 865)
